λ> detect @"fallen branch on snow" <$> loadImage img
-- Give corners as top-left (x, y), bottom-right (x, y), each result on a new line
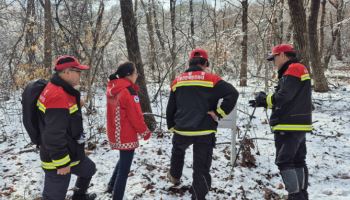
top-left (216, 137), bottom-right (274, 145)
top-left (19, 148), bottom-right (39, 154)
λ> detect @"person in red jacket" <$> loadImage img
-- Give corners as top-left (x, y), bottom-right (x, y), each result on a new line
top-left (106, 61), bottom-right (151, 200)
top-left (37, 55), bottom-right (96, 200)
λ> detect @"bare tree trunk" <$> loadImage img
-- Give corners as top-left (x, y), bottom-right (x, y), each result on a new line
top-left (335, 0), bottom-right (343, 60)
top-left (170, 0), bottom-right (177, 81)
top-left (25, 0), bottom-right (36, 66)
top-left (278, 0), bottom-right (284, 43)
top-left (285, 22), bottom-right (293, 43)
top-left (328, 0), bottom-right (344, 60)
top-left (323, 12), bottom-right (338, 69)
top-left (141, 0), bottom-right (156, 74)
top-left (151, 0), bottom-right (166, 80)
top-left (270, 1), bottom-right (279, 45)
top-left (86, 1), bottom-right (104, 106)
top-left (151, 0), bottom-right (165, 52)
top-left (134, 0), bottom-right (138, 15)
top-left (239, 0), bottom-right (248, 86)
top-left (319, 0), bottom-right (326, 58)
top-left (120, 0), bottom-right (156, 130)
top-left (287, 0), bottom-right (309, 66)
top-left (308, 0), bottom-right (329, 92)
top-left (69, 1), bottom-right (84, 56)
top-left (43, 0), bottom-right (52, 73)
top-left (200, 0), bottom-right (205, 36)
top-left (212, 0), bottom-right (219, 73)
top-left (189, 0), bottom-right (195, 47)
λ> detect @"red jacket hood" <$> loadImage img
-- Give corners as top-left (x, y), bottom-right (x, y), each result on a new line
top-left (107, 78), bottom-right (139, 97)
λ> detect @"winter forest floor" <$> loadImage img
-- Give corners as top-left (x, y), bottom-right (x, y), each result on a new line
top-left (1, 62), bottom-right (350, 200)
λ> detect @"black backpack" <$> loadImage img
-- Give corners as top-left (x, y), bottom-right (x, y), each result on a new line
top-left (21, 79), bottom-right (48, 145)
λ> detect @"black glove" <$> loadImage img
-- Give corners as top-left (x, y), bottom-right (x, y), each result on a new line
top-left (248, 99), bottom-right (257, 107)
top-left (249, 91), bottom-right (267, 108)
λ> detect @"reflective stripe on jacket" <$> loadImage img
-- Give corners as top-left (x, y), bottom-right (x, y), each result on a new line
top-left (166, 66), bottom-right (239, 136)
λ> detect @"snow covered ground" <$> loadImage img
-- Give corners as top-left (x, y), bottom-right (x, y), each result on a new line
top-left (1, 66), bottom-right (350, 200)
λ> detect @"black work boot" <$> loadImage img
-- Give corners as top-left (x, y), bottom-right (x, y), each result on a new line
top-left (72, 193), bottom-right (97, 200)
top-left (288, 192), bottom-right (306, 200)
top-left (301, 190), bottom-right (309, 200)
top-left (167, 171), bottom-right (180, 186)
top-left (72, 177), bottom-right (96, 200)
top-left (189, 186), bottom-right (206, 200)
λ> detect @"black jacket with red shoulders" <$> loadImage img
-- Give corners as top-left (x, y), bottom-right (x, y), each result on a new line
top-left (37, 74), bottom-right (85, 170)
top-left (266, 60), bottom-right (312, 132)
top-left (166, 66), bottom-right (239, 136)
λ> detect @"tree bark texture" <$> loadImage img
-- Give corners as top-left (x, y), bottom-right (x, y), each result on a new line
top-left (287, 0), bottom-right (310, 66)
top-left (119, 0), bottom-right (156, 130)
top-left (319, 0), bottom-right (326, 58)
top-left (25, 0), bottom-right (36, 66)
top-left (239, 0), bottom-right (248, 86)
top-left (44, 0), bottom-right (52, 73)
top-left (169, 0), bottom-right (177, 81)
top-left (140, 0), bottom-right (156, 73)
top-left (308, 0), bottom-right (329, 92)
top-left (189, 0), bottom-right (195, 47)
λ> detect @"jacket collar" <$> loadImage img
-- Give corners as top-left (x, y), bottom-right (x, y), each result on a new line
top-left (278, 60), bottom-right (297, 79)
top-left (51, 73), bottom-right (81, 106)
top-left (107, 78), bottom-right (139, 97)
top-left (185, 65), bottom-right (204, 72)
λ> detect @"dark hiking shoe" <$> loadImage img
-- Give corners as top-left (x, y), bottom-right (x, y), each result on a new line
top-left (302, 190), bottom-right (309, 200)
top-left (189, 186), bottom-right (206, 200)
top-left (72, 193), bottom-right (97, 200)
top-left (288, 192), bottom-right (306, 200)
top-left (167, 171), bottom-right (180, 185)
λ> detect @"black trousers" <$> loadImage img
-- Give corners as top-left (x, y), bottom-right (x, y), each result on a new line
top-left (42, 156), bottom-right (96, 200)
top-left (274, 131), bottom-right (307, 170)
top-left (170, 133), bottom-right (216, 200)
top-left (275, 131), bottom-right (309, 199)
top-left (108, 150), bottom-right (135, 200)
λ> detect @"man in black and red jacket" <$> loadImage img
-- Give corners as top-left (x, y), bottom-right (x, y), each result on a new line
top-left (166, 48), bottom-right (239, 200)
top-left (249, 44), bottom-right (312, 200)
top-left (37, 55), bottom-right (96, 200)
